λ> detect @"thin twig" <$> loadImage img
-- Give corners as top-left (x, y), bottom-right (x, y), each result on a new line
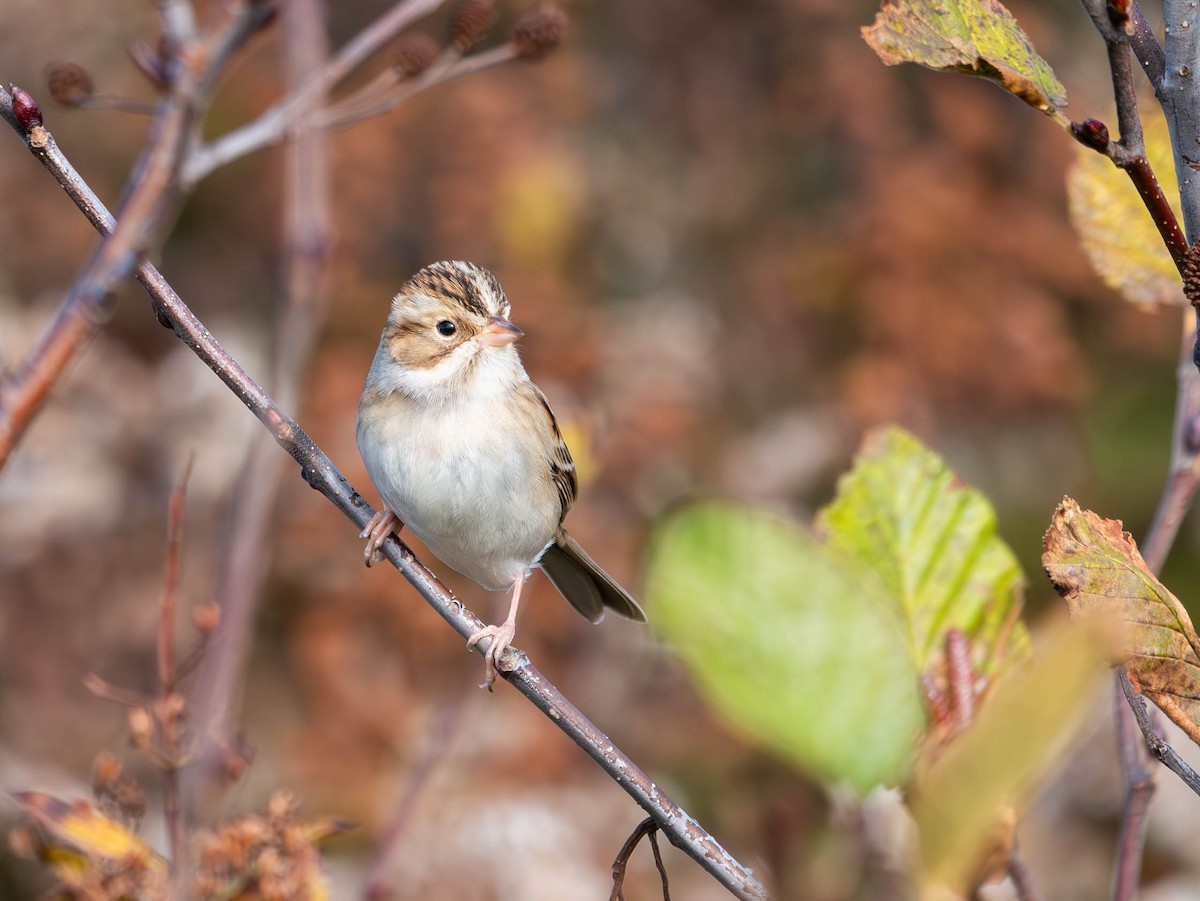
top-left (159, 459), bottom-right (194, 885)
top-left (1074, 0), bottom-right (1190, 272)
top-left (184, 0), bottom-right (334, 821)
top-left (363, 702), bottom-right (468, 900)
top-left (611, 817), bottom-right (671, 901)
top-left (314, 45), bottom-right (517, 130)
top-left (181, 0), bottom-right (447, 186)
top-left (1139, 313), bottom-right (1200, 571)
top-left (1111, 673), bottom-right (1156, 901)
top-left (1, 81), bottom-right (768, 901)
top-left (1007, 844), bottom-right (1040, 901)
top-left (1119, 671), bottom-right (1200, 797)
top-left (0, 5), bottom-right (264, 470)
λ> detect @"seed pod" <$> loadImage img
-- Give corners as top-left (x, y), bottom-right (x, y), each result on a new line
top-left (448, 0), bottom-right (497, 52)
top-left (395, 32), bottom-right (440, 77)
top-left (513, 3), bottom-right (568, 59)
top-left (45, 61), bottom-right (94, 107)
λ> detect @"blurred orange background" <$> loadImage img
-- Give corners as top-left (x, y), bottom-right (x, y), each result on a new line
top-left (0, 0), bottom-right (1196, 898)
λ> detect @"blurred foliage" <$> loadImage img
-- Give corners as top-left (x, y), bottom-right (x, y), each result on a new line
top-left (646, 427), bottom-right (1027, 792)
top-left (0, 0), bottom-right (1196, 897)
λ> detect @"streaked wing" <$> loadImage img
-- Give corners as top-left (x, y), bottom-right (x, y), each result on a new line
top-left (535, 386), bottom-right (577, 521)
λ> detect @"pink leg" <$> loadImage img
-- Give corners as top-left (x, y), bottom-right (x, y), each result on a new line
top-left (466, 571), bottom-right (527, 691)
top-left (360, 510), bottom-right (402, 567)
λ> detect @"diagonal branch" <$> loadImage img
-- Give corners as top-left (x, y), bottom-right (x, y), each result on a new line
top-left (0, 69), bottom-right (768, 901)
top-left (0, 4), bottom-right (265, 469)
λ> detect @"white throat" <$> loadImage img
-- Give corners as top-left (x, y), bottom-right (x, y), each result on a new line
top-left (367, 337), bottom-right (528, 407)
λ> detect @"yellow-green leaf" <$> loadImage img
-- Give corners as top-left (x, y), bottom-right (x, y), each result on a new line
top-left (862, 0), bottom-right (1067, 115)
top-left (817, 427), bottom-right (1028, 675)
top-left (1067, 112), bottom-right (1183, 307)
top-left (1043, 497), bottom-right (1200, 744)
top-left (646, 503), bottom-right (925, 791)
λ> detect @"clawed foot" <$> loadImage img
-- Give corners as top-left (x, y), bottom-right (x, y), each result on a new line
top-left (466, 619), bottom-right (517, 691)
top-left (360, 510), bottom-right (401, 567)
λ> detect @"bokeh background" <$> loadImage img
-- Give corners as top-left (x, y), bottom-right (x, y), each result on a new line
top-left (0, 0), bottom-right (1198, 898)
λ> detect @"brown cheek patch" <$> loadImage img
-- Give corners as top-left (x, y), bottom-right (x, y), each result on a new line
top-left (384, 322), bottom-right (458, 370)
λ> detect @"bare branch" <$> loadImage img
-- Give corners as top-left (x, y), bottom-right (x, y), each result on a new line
top-left (1111, 674), bottom-right (1157, 901)
top-left (1130, 2), bottom-right (1164, 89)
top-left (364, 702), bottom-right (467, 900)
top-left (1073, 2), bottom-right (1189, 272)
top-left (0, 4), bottom-right (264, 469)
top-left (1138, 313), bottom-right (1200, 570)
top-left (611, 817), bottom-right (672, 901)
top-left (313, 45), bottom-right (520, 130)
top-left (2, 67), bottom-right (767, 901)
top-left (181, 0), bottom-right (448, 186)
top-left (1119, 671), bottom-right (1200, 797)
top-left (1007, 843), bottom-right (1040, 901)
top-left (185, 0), bottom-right (334, 818)
top-left (1161, 0), bottom-right (1200, 242)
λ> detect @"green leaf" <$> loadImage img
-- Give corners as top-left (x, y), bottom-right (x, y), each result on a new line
top-left (862, 0), bottom-right (1067, 116)
top-left (646, 503), bottom-right (925, 790)
top-left (1067, 112), bottom-right (1183, 308)
top-left (1044, 497), bottom-right (1200, 744)
top-left (818, 427), bottom-right (1028, 675)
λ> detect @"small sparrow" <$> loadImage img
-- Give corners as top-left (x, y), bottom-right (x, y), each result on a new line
top-left (356, 261), bottom-right (646, 689)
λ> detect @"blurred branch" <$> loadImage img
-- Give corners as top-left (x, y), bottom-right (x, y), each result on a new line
top-left (181, 0), bottom-right (447, 186)
top-left (364, 701), bottom-right (467, 900)
top-left (159, 458), bottom-right (194, 889)
top-left (1139, 312), bottom-right (1200, 571)
top-left (184, 0), bottom-right (334, 822)
top-left (314, 44), bottom-right (517, 130)
top-left (0, 3), bottom-right (264, 469)
top-left (1110, 311), bottom-right (1200, 899)
top-left (1007, 845), bottom-right (1040, 901)
top-left (2, 79), bottom-right (768, 901)
top-left (1111, 673), bottom-right (1156, 901)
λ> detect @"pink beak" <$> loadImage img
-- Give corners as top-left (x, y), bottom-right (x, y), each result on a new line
top-left (477, 316), bottom-right (524, 347)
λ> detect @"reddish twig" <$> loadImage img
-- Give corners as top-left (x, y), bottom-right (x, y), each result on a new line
top-left (1073, 1), bottom-right (1189, 273)
top-left (1, 76), bottom-right (767, 901)
top-left (0, 4), bottom-right (264, 470)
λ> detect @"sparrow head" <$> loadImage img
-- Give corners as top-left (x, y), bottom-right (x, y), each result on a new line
top-left (370, 261), bottom-right (527, 400)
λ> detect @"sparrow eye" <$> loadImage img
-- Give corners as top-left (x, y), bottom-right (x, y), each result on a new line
top-left (435, 320), bottom-right (457, 337)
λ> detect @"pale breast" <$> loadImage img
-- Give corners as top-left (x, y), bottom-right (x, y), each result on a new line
top-left (357, 387), bottom-right (560, 591)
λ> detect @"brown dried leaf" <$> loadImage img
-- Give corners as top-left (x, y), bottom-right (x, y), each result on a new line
top-left (1043, 497), bottom-right (1200, 744)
